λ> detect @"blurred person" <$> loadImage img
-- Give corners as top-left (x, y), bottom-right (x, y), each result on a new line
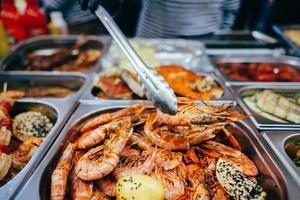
top-left (43, 0), bottom-right (120, 34)
top-left (80, 0), bottom-right (240, 38)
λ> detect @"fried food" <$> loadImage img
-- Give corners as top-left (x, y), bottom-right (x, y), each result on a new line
top-left (157, 65), bottom-right (224, 100)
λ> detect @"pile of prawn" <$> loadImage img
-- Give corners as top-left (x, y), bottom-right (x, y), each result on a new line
top-left (51, 98), bottom-right (262, 200)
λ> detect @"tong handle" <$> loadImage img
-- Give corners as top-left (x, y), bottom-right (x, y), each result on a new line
top-left (95, 6), bottom-right (149, 77)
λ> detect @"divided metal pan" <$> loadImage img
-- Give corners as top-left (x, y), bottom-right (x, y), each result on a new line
top-left (13, 101), bottom-right (295, 199)
top-left (0, 72), bottom-right (90, 200)
top-left (230, 84), bottom-right (300, 130)
top-left (262, 131), bottom-right (300, 187)
top-left (79, 70), bottom-right (235, 102)
top-left (101, 38), bottom-right (214, 73)
top-left (212, 55), bottom-right (300, 85)
top-left (0, 35), bottom-right (111, 73)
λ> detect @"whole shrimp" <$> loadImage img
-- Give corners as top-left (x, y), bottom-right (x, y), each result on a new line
top-left (51, 143), bottom-right (76, 200)
top-left (80, 104), bottom-right (145, 132)
top-left (95, 175), bottom-right (117, 197)
top-left (113, 148), bottom-right (156, 179)
top-left (186, 164), bottom-right (210, 200)
top-left (144, 113), bottom-right (190, 150)
top-left (201, 141), bottom-right (258, 176)
top-left (70, 151), bottom-right (93, 200)
top-left (75, 118), bottom-right (127, 149)
top-left (75, 117), bottom-right (133, 181)
top-left (156, 98), bottom-right (247, 126)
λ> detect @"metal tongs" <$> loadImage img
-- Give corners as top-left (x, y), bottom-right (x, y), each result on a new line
top-left (95, 6), bottom-right (177, 114)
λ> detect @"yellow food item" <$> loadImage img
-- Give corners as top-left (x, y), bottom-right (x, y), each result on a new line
top-left (116, 175), bottom-right (164, 200)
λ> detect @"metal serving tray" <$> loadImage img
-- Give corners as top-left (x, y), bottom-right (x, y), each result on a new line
top-left (79, 70), bottom-right (235, 102)
top-left (0, 35), bottom-right (110, 73)
top-left (262, 131), bottom-right (300, 187)
top-left (0, 71), bottom-right (89, 99)
top-left (212, 55), bottom-right (300, 85)
top-left (0, 72), bottom-right (90, 199)
top-left (100, 38), bottom-right (214, 73)
top-left (231, 84), bottom-right (300, 130)
top-left (14, 102), bottom-right (294, 199)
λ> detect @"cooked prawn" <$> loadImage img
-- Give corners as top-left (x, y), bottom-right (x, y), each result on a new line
top-left (156, 98), bottom-right (247, 126)
top-left (95, 175), bottom-right (117, 197)
top-left (51, 143), bottom-right (76, 200)
top-left (144, 113), bottom-right (190, 150)
top-left (75, 118), bottom-right (133, 180)
top-left (80, 104), bottom-right (145, 133)
top-left (113, 148), bottom-right (156, 179)
top-left (91, 187), bottom-right (110, 200)
top-left (128, 132), bottom-right (153, 150)
top-left (76, 118), bottom-right (127, 149)
top-left (70, 151), bottom-right (93, 200)
top-left (201, 141), bottom-right (258, 176)
top-left (186, 164), bottom-right (210, 200)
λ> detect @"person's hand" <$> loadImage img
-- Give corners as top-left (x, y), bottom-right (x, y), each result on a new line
top-left (79, 0), bottom-right (104, 12)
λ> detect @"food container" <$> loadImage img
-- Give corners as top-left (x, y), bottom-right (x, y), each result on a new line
top-left (0, 35), bottom-right (110, 73)
top-left (273, 25), bottom-right (300, 57)
top-left (100, 38), bottom-right (214, 73)
top-left (0, 71), bottom-right (89, 99)
top-left (0, 73), bottom-right (89, 199)
top-left (262, 131), bottom-right (300, 187)
top-left (231, 84), bottom-right (300, 130)
top-left (212, 55), bottom-right (300, 85)
top-left (79, 70), bottom-right (235, 102)
top-left (14, 102), bottom-right (294, 200)
top-left (204, 31), bottom-right (285, 57)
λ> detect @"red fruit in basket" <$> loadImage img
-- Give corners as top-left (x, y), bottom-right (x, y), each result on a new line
top-left (1, 101), bottom-right (12, 113)
top-left (0, 144), bottom-right (8, 153)
top-left (0, 117), bottom-right (12, 127)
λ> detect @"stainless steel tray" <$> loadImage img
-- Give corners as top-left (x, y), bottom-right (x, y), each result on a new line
top-left (0, 72), bottom-right (90, 199)
top-left (212, 55), bottom-right (300, 85)
top-left (0, 71), bottom-right (89, 99)
top-left (79, 70), bottom-right (235, 102)
top-left (231, 84), bottom-right (300, 130)
top-left (14, 102), bottom-right (293, 199)
top-left (262, 131), bottom-right (300, 187)
top-left (0, 35), bottom-right (111, 73)
top-left (100, 38), bottom-right (214, 73)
